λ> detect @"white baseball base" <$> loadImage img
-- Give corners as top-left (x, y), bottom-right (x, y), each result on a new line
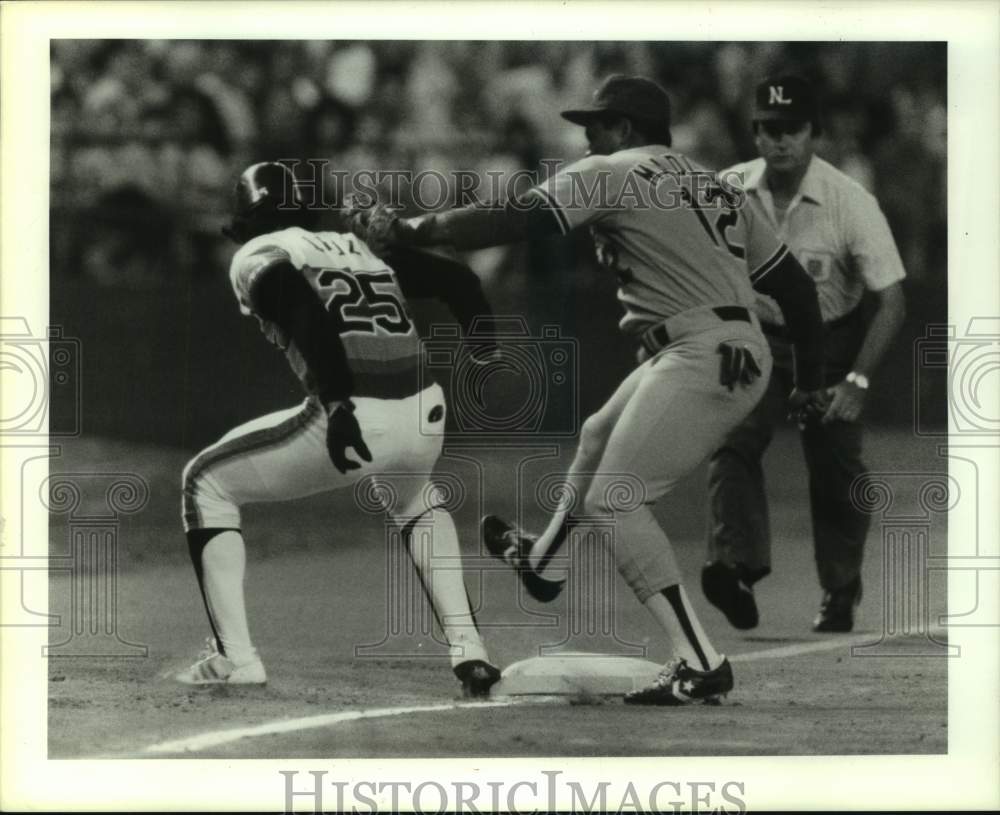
top-left (491, 652), bottom-right (663, 697)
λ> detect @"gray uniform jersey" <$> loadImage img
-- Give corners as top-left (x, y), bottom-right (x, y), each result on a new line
top-left (530, 145), bottom-right (789, 336)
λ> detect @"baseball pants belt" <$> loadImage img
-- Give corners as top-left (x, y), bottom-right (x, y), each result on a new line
top-left (640, 305), bottom-right (756, 356)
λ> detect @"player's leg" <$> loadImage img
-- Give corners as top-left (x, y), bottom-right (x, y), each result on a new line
top-left (375, 385), bottom-right (499, 696)
top-left (702, 356), bottom-right (789, 628)
top-left (800, 418), bottom-right (869, 631)
top-left (575, 326), bottom-right (770, 703)
top-left (178, 398), bottom-right (358, 683)
top-left (705, 372), bottom-right (781, 575)
top-left (482, 359), bottom-right (649, 598)
top-left (527, 385), bottom-right (638, 572)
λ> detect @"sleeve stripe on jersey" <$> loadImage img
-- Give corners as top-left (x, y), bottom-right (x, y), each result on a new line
top-left (529, 187), bottom-right (572, 235)
top-left (749, 244), bottom-right (790, 284)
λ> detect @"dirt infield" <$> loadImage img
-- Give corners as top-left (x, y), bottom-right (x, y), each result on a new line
top-left (46, 429), bottom-right (949, 758)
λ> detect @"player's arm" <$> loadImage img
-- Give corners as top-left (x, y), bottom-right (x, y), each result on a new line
top-left (248, 259), bottom-right (354, 404)
top-left (750, 247), bottom-right (825, 393)
top-left (366, 155), bottom-right (612, 251)
top-left (741, 199), bottom-right (825, 393)
top-left (388, 245), bottom-right (495, 335)
top-left (248, 259), bottom-right (372, 472)
top-left (394, 197), bottom-right (562, 250)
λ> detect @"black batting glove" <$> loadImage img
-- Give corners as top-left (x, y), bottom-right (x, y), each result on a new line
top-left (325, 400), bottom-right (373, 473)
top-left (717, 342), bottom-right (763, 391)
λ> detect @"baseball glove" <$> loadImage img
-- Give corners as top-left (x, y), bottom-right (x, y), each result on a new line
top-left (341, 196), bottom-right (399, 257)
top-left (786, 388), bottom-right (831, 428)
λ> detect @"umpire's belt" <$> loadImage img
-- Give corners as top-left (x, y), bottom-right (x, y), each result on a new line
top-left (640, 305), bottom-right (755, 356)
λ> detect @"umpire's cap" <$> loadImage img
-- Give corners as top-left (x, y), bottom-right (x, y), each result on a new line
top-left (223, 162), bottom-right (317, 243)
top-left (753, 75), bottom-right (822, 135)
top-left (561, 74), bottom-right (672, 145)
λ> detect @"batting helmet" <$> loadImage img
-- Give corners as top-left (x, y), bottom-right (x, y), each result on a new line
top-left (222, 162), bottom-right (317, 244)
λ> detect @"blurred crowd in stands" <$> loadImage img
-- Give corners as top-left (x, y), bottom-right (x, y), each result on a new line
top-left (51, 40), bottom-right (946, 290)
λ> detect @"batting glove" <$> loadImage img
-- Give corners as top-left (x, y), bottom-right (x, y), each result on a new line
top-left (325, 400), bottom-right (373, 473)
top-left (717, 342), bottom-right (763, 391)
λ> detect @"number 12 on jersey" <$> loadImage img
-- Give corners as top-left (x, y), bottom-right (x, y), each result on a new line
top-left (681, 187), bottom-right (746, 261)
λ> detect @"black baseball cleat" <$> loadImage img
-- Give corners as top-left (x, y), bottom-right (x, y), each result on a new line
top-left (813, 577), bottom-right (862, 633)
top-left (624, 657), bottom-right (734, 706)
top-left (481, 514), bottom-right (565, 603)
top-left (701, 561), bottom-right (759, 630)
top-left (454, 659), bottom-right (501, 699)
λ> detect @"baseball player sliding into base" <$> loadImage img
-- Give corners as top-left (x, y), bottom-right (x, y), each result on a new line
top-left (177, 162), bottom-right (501, 697)
top-left (347, 76), bottom-right (827, 705)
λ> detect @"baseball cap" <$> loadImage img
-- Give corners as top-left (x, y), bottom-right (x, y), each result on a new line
top-left (753, 75), bottom-right (821, 131)
top-left (561, 74), bottom-right (672, 144)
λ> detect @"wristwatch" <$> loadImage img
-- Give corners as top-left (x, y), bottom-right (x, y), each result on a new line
top-left (846, 371), bottom-right (870, 390)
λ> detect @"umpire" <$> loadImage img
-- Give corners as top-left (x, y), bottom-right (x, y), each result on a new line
top-left (704, 75), bottom-right (907, 632)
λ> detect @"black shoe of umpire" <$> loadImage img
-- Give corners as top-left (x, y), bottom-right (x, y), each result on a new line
top-left (481, 515), bottom-right (565, 603)
top-left (813, 577), bottom-right (862, 633)
top-left (701, 561), bottom-right (759, 630)
top-left (454, 659), bottom-right (501, 699)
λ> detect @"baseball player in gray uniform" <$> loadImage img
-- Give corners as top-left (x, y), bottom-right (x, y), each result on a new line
top-left (703, 76), bottom-right (906, 633)
top-left (348, 76), bottom-right (827, 705)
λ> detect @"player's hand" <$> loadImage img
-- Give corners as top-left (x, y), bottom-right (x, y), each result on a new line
top-left (325, 400), bottom-right (373, 473)
top-left (786, 388), bottom-right (830, 428)
top-left (820, 380), bottom-right (867, 425)
top-left (717, 342), bottom-right (763, 391)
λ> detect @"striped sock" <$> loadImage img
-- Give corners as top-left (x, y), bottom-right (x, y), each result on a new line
top-left (402, 509), bottom-right (490, 667)
top-left (193, 529), bottom-right (258, 667)
top-left (644, 584), bottom-right (723, 671)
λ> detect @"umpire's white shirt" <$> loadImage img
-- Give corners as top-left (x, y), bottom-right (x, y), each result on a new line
top-left (727, 155), bottom-right (906, 326)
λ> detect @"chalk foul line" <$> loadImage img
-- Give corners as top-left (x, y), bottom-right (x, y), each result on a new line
top-left (141, 627), bottom-right (949, 755)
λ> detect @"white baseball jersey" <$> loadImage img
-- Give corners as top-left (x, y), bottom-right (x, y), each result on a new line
top-left (725, 155), bottom-right (906, 326)
top-left (529, 145), bottom-right (790, 336)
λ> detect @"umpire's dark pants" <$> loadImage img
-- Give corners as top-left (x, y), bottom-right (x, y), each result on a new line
top-left (707, 309), bottom-right (870, 593)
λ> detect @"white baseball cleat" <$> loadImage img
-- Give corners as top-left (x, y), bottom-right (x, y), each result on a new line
top-left (175, 639), bottom-right (267, 685)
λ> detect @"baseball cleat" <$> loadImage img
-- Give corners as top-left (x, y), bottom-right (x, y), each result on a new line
top-left (701, 561), bottom-right (759, 630)
top-left (813, 577), bottom-right (862, 633)
top-left (175, 639), bottom-right (267, 685)
top-left (454, 659), bottom-right (501, 699)
top-left (481, 514), bottom-right (565, 602)
top-left (624, 657), bottom-right (733, 706)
